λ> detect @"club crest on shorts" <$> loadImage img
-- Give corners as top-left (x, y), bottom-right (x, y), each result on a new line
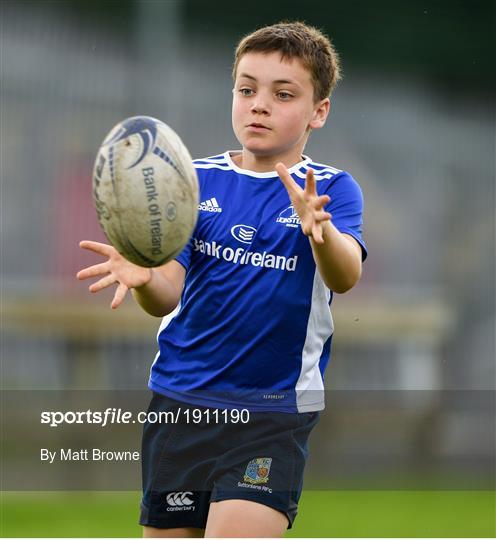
top-left (243, 457), bottom-right (272, 484)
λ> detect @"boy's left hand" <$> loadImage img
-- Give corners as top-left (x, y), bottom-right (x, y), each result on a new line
top-left (275, 163), bottom-right (332, 244)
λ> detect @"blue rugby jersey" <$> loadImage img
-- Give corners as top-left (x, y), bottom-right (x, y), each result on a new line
top-left (149, 151), bottom-right (367, 412)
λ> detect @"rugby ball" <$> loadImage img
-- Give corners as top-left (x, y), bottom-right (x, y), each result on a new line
top-left (92, 116), bottom-right (199, 267)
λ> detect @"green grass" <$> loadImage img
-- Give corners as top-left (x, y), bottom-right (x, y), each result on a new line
top-left (288, 491), bottom-right (496, 537)
top-left (1, 490), bottom-right (494, 537)
top-left (1, 492), bottom-right (141, 538)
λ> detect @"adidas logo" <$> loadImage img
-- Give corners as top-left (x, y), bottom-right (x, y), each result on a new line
top-left (198, 197), bottom-right (222, 213)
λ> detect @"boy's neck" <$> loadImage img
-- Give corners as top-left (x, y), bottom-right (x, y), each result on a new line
top-left (232, 149), bottom-right (306, 173)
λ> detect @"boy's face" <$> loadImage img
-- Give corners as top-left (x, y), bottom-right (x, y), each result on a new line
top-left (232, 51), bottom-right (329, 162)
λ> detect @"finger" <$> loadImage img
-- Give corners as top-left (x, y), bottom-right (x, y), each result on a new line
top-left (79, 240), bottom-right (113, 257)
top-left (76, 262), bottom-right (110, 281)
top-left (89, 274), bottom-right (116, 293)
top-left (305, 169), bottom-right (318, 197)
top-left (312, 194), bottom-right (331, 209)
top-left (313, 210), bottom-right (332, 222)
top-left (111, 282), bottom-right (128, 310)
top-left (275, 162), bottom-right (302, 198)
top-left (311, 223), bottom-right (324, 244)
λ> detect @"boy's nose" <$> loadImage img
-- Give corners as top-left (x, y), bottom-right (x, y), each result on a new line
top-left (251, 97), bottom-right (270, 115)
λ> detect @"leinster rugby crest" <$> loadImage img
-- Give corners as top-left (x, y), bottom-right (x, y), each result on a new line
top-left (243, 457), bottom-right (272, 484)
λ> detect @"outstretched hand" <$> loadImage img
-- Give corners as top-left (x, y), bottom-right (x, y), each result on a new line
top-left (275, 163), bottom-right (331, 244)
top-left (76, 241), bottom-right (151, 309)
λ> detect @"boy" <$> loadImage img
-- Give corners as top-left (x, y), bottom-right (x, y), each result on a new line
top-left (78, 21), bottom-right (367, 538)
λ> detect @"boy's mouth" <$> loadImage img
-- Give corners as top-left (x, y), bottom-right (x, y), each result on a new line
top-left (247, 123), bottom-right (271, 131)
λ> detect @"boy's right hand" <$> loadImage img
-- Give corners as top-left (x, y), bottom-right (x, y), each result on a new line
top-left (77, 240), bottom-right (152, 309)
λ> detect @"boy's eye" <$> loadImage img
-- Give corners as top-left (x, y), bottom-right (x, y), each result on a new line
top-left (239, 88), bottom-right (254, 96)
top-left (277, 91), bottom-right (293, 100)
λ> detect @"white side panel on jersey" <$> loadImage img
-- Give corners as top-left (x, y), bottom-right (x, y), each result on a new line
top-left (296, 270), bottom-right (333, 412)
top-left (149, 303), bottom-right (182, 372)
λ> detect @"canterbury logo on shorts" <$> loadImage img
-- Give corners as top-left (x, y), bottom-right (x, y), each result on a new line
top-left (166, 491), bottom-right (194, 507)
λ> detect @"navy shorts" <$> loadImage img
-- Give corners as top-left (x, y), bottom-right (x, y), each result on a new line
top-left (139, 392), bottom-right (320, 530)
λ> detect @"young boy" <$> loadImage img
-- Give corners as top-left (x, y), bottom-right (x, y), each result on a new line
top-left (78, 21), bottom-right (367, 538)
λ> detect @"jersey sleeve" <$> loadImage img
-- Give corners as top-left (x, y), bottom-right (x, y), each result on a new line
top-left (325, 172), bottom-right (368, 261)
top-left (174, 237), bottom-right (194, 271)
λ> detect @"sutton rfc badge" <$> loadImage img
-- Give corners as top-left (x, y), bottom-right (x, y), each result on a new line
top-left (243, 457), bottom-right (272, 484)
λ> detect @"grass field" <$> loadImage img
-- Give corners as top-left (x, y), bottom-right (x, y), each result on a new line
top-left (1, 490), bottom-right (495, 537)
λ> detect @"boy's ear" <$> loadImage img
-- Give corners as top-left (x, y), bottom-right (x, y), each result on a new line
top-left (309, 98), bottom-right (330, 130)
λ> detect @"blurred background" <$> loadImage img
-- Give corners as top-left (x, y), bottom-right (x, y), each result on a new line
top-left (1, 0), bottom-right (495, 536)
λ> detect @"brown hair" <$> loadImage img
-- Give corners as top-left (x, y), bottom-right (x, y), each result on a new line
top-left (232, 21), bottom-right (341, 101)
